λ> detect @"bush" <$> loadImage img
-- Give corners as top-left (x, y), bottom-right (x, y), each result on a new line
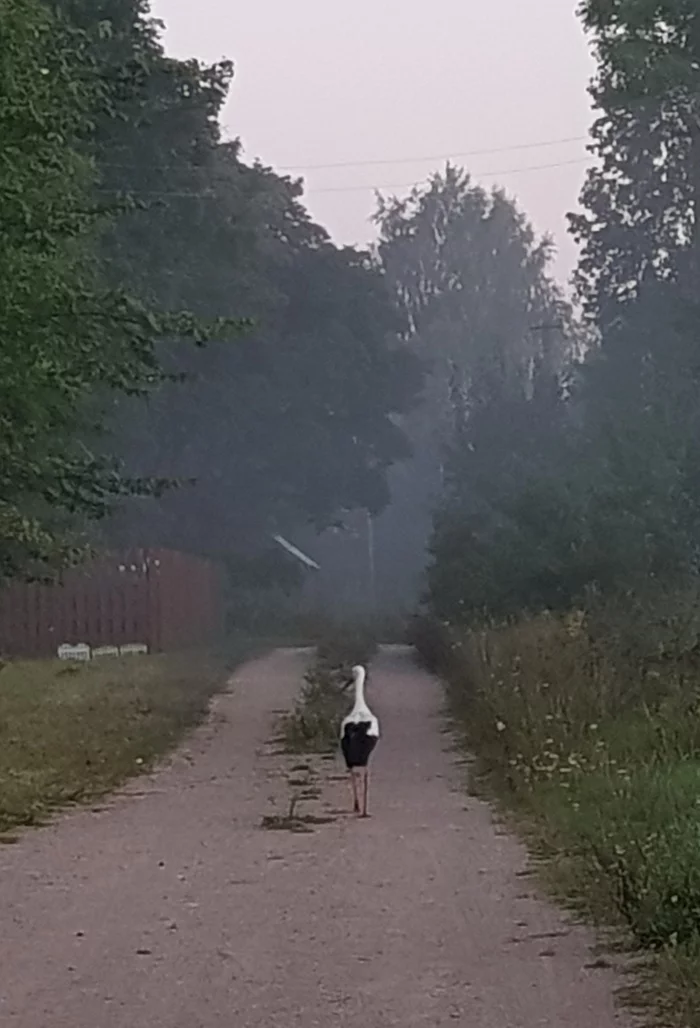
top-left (407, 614), bottom-right (455, 672)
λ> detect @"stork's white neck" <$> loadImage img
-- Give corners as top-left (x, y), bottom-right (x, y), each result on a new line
top-left (352, 665), bottom-right (367, 710)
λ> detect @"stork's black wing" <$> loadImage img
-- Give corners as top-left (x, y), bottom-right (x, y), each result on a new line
top-left (340, 721), bottom-right (378, 769)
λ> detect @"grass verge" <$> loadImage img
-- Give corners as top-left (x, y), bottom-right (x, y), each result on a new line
top-left (0, 638), bottom-right (259, 837)
top-left (411, 611), bottom-right (700, 1028)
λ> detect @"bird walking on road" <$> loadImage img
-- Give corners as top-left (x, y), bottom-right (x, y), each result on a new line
top-left (340, 665), bottom-right (380, 818)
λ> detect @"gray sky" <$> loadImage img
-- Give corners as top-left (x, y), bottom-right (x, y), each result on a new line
top-left (151, 0), bottom-right (596, 287)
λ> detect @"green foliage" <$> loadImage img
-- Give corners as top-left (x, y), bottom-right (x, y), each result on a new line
top-left (0, 0), bottom-right (104, 575)
top-left (424, 4), bottom-right (700, 625)
top-left (376, 166), bottom-right (573, 401)
top-left (417, 611), bottom-right (700, 1022)
top-left (567, 0), bottom-right (700, 593)
top-left (109, 160), bottom-right (422, 553)
top-left (0, 651), bottom-right (232, 834)
top-left (58, 0), bottom-right (423, 558)
top-left (279, 666), bottom-right (349, 755)
top-left (279, 623), bottom-right (377, 753)
top-left (573, 0), bottom-right (700, 320)
top-left (0, 0), bottom-right (419, 583)
top-left (0, 0), bottom-right (238, 580)
top-left (558, 762), bottom-right (700, 950)
top-left (426, 379), bottom-right (585, 620)
top-left (370, 166), bottom-right (575, 607)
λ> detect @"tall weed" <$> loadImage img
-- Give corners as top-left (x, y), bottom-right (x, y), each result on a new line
top-left (280, 622), bottom-right (377, 754)
top-left (414, 605), bottom-right (700, 1024)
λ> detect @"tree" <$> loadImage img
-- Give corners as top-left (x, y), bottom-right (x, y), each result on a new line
top-left (567, 0), bottom-right (700, 581)
top-left (109, 158), bottom-right (422, 554)
top-left (371, 167), bottom-right (575, 608)
top-left (572, 0), bottom-right (700, 323)
top-left (54, 1), bottom-right (423, 559)
top-left (57, 0), bottom-right (236, 309)
top-left (0, 0), bottom-right (235, 579)
top-left (423, 1), bottom-right (700, 624)
top-left (377, 167), bottom-right (572, 405)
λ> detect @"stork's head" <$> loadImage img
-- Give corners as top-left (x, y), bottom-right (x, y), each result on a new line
top-left (351, 664), bottom-right (366, 685)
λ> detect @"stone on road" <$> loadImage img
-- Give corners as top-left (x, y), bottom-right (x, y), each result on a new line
top-left (0, 647), bottom-right (631, 1026)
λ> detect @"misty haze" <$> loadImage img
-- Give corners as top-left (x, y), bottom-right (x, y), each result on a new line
top-left (1, 1), bottom-right (699, 1025)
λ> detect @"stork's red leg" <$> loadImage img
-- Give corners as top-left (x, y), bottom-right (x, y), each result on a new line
top-left (360, 768), bottom-right (370, 818)
top-left (350, 771), bottom-right (360, 813)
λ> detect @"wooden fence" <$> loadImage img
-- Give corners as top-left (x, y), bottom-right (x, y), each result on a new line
top-left (0, 548), bottom-right (223, 658)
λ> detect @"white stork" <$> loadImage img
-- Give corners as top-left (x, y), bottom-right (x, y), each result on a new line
top-left (340, 665), bottom-right (380, 818)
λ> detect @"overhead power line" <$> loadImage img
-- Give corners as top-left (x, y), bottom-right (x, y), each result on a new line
top-left (97, 132), bottom-right (588, 176)
top-left (95, 155), bottom-right (592, 201)
top-left (277, 134), bottom-right (588, 172)
top-left (309, 156), bottom-right (591, 194)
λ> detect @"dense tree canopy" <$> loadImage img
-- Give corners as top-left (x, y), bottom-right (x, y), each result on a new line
top-left (423, 0), bottom-right (700, 624)
top-left (67, 0), bottom-right (423, 557)
top-left (0, 0), bottom-right (235, 579)
top-left (0, 0), bottom-right (421, 582)
top-left (11, 0), bottom-right (700, 621)
top-left (572, 0), bottom-right (700, 320)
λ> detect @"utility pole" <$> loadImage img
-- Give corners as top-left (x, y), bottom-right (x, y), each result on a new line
top-left (529, 321), bottom-right (564, 362)
top-left (366, 509), bottom-right (376, 612)
top-left (528, 321), bottom-right (565, 398)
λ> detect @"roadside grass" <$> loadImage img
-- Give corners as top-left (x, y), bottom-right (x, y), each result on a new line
top-left (413, 611), bottom-right (700, 1028)
top-left (0, 638), bottom-right (259, 837)
top-left (278, 622), bottom-right (378, 755)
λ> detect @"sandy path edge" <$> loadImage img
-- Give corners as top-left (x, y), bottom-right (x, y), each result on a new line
top-left (0, 646), bottom-right (635, 1027)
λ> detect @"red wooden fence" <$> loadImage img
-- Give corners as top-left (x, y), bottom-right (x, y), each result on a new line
top-left (0, 548), bottom-right (223, 658)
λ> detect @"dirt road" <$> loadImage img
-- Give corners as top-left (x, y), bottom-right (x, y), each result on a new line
top-left (0, 647), bottom-right (631, 1027)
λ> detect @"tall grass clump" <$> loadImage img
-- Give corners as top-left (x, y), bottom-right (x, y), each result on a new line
top-left (414, 599), bottom-right (700, 1025)
top-left (280, 622), bottom-right (378, 753)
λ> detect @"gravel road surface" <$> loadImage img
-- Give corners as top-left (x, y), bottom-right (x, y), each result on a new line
top-left (0, 646), bottom-right (632, 1027)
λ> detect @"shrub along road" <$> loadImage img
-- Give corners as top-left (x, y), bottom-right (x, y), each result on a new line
top-left (0, 648), bottom-right (631, 1026)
